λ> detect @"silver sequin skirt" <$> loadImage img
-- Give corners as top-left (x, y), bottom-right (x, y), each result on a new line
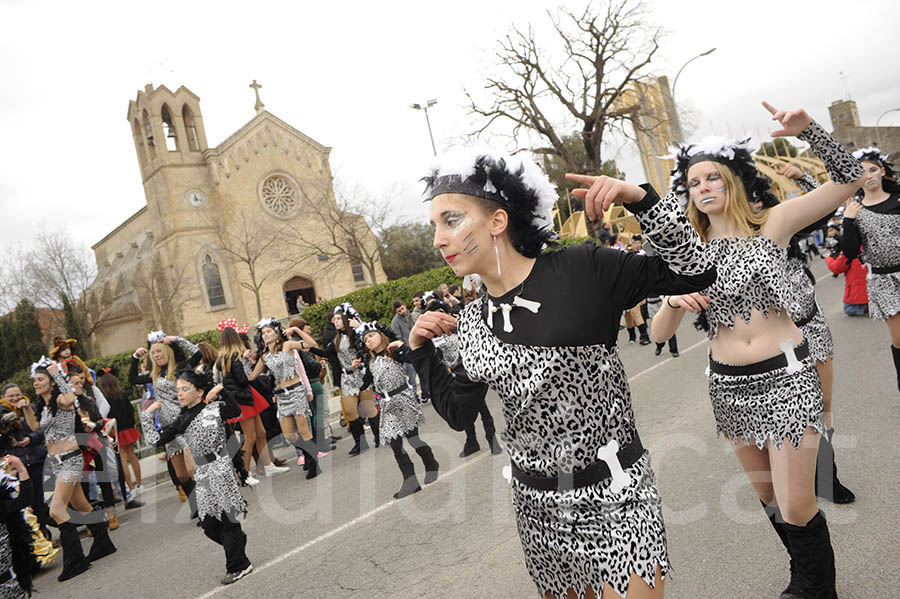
top-left (275, 386), bottom-right (311, 421)
top-left (49, 452), bottom-right (83, 484)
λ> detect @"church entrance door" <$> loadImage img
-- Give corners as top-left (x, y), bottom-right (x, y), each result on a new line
top-left (283, 275), bottom-right (316, 315)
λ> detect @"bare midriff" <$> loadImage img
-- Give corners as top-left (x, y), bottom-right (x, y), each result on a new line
top-left (710, 308), bottom-right (804, 365)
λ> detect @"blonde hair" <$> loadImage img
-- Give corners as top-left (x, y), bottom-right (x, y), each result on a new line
top-left (217, 328), bottom-right (244, 376)
top-left (150, 342), bottom-right (177, 382)
top-left (686, 162), bottom-right (770, 242)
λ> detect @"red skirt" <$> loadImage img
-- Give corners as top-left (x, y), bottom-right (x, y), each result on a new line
top-left (228, 387), bottom-right (270, 423)
top-left (118, 427), bottom-right (141, 447)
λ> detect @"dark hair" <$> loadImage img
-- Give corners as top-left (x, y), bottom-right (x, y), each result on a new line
top-left (1, 384), bottom-right (19, 396)
top-left (66, 363), bottom-right (95, 397)
top-left (448, 285), bottom-right (459, 295)
top-left (196, 342), bottom-right (218, 369)
top-left (238, 332), bottom-right (251, 349)
top-left (174, 363), bottom-right (214, 395)
top-left (413, 291), bottom-right (424, 298)
top-left (393, 301), bottom-right (403, 309)
top-left (96, 372), bottom-right (128, 405)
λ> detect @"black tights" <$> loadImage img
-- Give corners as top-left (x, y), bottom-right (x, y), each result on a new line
top-left (201, 514), bottom-right (251, 573)
top-left (82, 451), bottom-right (116, 508)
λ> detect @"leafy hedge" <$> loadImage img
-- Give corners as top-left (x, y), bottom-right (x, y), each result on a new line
top-left (301, 266), bottom-right (462, 333)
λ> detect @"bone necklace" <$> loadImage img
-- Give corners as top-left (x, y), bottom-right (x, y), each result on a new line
top-left (487, 281), bottom-right (541, 333)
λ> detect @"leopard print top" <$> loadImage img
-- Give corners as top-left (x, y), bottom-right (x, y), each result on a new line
top-left (432, 334), bottom-right (461, 369)
top-left (856, 207), bottom-right (900, 267)
top-left (785, 255), bottom-right (817, 322)
top-left (40, 405), bottom-right (77, 444)
top-left (262, 350), bottom-right (299, 384)
top-left (704, 236), bottom-right (793, 338)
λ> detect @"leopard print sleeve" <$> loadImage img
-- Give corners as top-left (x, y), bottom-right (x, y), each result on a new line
top-left (175, 336), bottom-right (200, 358)
top-left (629, 184), bottom-right (712, 276)
top-left (797, 120), bottom-right (863, 184)
top-left (795, 172), bottom-right (819, 193)
top-left (139, 409), bottom-right (160, 447)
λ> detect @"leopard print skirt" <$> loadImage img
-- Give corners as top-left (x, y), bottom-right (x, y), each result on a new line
top-left (800, 302), bottom-right (834, 363)
top-left (708, 347), bottom-right (825, 450)
top-left (867, 271), bottom-right (900, 321)
top-left (513, 452), bottom-right (668, 599)
top-left (274, 386), bottom-right (311, 421)
top-left (49, 452), bottom-right (83, 484)
top-left (195, 458), bottom-right (247, 521)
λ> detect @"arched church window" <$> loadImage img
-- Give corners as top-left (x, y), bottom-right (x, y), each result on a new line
top-left (182, 104), bottom-right (200, 151)
top-left (202, 255), bottom-right (227, 307)
top-left (142, 109), bottom-right (156, 158)
top-left (259, 174), bottom-right (300, 218)
top-left (161, 104), bottom-right (178, 151)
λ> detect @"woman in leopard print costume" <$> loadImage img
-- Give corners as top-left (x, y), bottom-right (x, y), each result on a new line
top-left (141, 365), bottom-right (253, 586)
top-left (652, 102), bottom-right (864, 598)
top-left (841, 148), bottom-right (900, 392)
top-left (409, 148), bottom-right (716, 598)
top-left (357, 321), bottom-right (440, 499)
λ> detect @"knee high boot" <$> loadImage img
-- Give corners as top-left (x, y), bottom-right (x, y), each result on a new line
top-left (459, 424), bottom-right (480, 457)
top-left (391, 447), bottom-right (421, 499)
top-left (86, 520), bottom-right (117, 562)
top-left (815, 428), bottom-right (855, 504)
top-left (292, 438), bottom-right (320, 479)
top-left (368, 413), bottom-right (381, 448)
top-left (412, 441), bottom-right (439, 484)
top-left (627, 326), bottom-right (636, 343)
top-left (761, 502), bottom-right (804, 598)
top-left (181, 478), bottom-right (199, 520)
top-left (56, 521), bottom-right (91, 581)
top-left (347, 418), bottom-right (369, 456)
top-left (783, 511), bottom-right (837, 599)
top-left (892, 345), bottom-right (900, 393)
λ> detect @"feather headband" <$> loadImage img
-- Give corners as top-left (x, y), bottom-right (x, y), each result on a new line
top-left (30, 356), bottom-right (54, 378)
top-left (664, 135), bottom-right (778, 210)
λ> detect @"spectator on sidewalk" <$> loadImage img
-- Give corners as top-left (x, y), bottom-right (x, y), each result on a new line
top-left (391, 301), bottom-right (423, 401)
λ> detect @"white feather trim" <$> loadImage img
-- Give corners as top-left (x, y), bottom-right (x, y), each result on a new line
top-left (256, 317), bottom-right (279, 331)
top-left (147, 330), bottom-right (166, 344)
top-left (29, 355), bottom-right (54, 378)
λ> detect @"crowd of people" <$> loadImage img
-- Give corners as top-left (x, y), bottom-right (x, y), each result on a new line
top-left (0, 100), bottom-right (896, 599)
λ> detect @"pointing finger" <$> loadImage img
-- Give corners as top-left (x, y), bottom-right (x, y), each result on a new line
top-left (565, 173), bottom-right (597, 185)
top-left (761, 100), bottom-right (778, 115)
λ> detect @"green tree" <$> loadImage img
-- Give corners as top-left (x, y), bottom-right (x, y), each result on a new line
top-left (379, 222), bottom-right (446, 280)
top-left (757, 138), bottom-right (798, 158)
top-left (61, 292), bottom-right (85, 342)
top-left (9, 299), bottom-right (45, 375)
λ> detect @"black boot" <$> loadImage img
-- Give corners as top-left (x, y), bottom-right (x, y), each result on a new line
top-left (892, 345), bottom-right (900, 393)
top-left (482, 409), bottom-right (502, 455)
top-left (369, 414), bottom-right (381, 448)
top-left (459, 425), bottom-right (480, 457)
top-left (413, 442), bottom-right (440, 484)
top-left (392, 452), bottom-right (421, 499)
top-left (637, 323), bottom-right (651, 345)
top-left (816, 429), bottom-right (855, 504)
top-left (761, 502), bottom-right (804, 598)
top-left (86, 521), bottom-right (117, 561)
top-left (348, 418), bottom-right (369, 456)
top-left (627, 326), bottom-right (636, 343)
top-left (293, 439), bottom-right (320, 479)
top-left (783, 511), bottom-right (837, 599)
top-left (668, 334), bottom-right (679, 357)
top-left (655, 342), bottom-right (664, 356)
top-left (180, 478), bottom-right (199, 520)
top-left (56, 521), bottom-right (91, 581)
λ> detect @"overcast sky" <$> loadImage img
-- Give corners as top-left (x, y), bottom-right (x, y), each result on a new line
top-left (2, 0), bottom-right (898, 256)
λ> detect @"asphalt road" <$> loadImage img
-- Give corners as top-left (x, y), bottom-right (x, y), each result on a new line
top-left (33, 258), bottom-right (899, 599)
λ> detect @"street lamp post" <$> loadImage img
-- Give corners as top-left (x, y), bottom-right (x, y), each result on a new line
top-left (875, 107), bottom-right (900, 148)
top-left (669, 48), bottom-right (716, 142)
top-left (411, 99), bottom-right (438, 156)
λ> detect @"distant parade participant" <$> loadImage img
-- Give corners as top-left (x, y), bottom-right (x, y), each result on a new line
top-left (409, 147), bottom-right (716, 598)
top-left (357, 321), bottom-right (439, 499)
top-left (423, 291), bottom-right (501, 458)
top-left (246, 318), bottom-right (321, 478)
top-left (23, 358), bottom-right (116, 582)
top-left (50, 337), bottom-right (92, 381)
top-left (652, 103), bottom-right (863, 599)
top-left (0, 452), bottom-right (39, 598)
top-left (774, 162), bottom-right (856, 504)
top-left (841, 147), bottom-right (900, 392)
top-left (129, 332), bottom-right (200, 517)
top-left (309, 304), bottom-right (380, 454)
top-left (141, 364), bottom-right (253, 585)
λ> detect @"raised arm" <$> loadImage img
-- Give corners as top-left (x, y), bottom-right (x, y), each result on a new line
top-left (47, 364), bottom-right (77, 409)
top-left (760, 105), bottom-right (864, 245)
top-left (243, 350), bottom-right (266, 381)
top-left (128, 348), bottom-right (152, 385)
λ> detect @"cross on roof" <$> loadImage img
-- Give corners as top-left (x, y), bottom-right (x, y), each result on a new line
top-left (250, 79), bottom-right (265, 113)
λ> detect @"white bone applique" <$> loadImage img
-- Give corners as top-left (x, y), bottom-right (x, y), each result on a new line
top-left (487, 296), bottom-right (541, 333)
top-left (779, 339), bottom-right (803, 374)
top-left (502, 464), bottom-right (512, 485)
top-left (596, 439), bottom-right (632, 494)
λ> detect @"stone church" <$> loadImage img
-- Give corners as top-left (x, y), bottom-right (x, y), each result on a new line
top-left (88, 83), bottom-right (384, 356)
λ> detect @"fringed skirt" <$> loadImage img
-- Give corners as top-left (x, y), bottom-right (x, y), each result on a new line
top-left (274, 386), bottom-right (311, 422)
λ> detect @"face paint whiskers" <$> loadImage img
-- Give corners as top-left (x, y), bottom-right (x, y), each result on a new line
top-left (463, 232), bottom-right (479, 256)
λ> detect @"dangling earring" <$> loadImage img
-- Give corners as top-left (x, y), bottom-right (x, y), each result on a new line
top-left (493, 235), bottom-right (502, 277)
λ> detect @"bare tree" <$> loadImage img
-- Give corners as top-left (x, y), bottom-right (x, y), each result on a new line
top-left (284, 178), bottom-right (395, 286)
top-left (1, 230), bottom-right (110, 357)
top-left (208, 207), bottom-right (287, 320)
top-left (468, 0), bottom-right (662, 177)
top-left (131, 248), bottom-right (188, 333)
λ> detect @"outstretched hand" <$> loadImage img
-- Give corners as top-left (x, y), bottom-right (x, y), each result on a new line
top-left (762, 101), bottom-right (811, 138)
top-left (409, 311), bottom-right (458, 349)
top-left (774, 162), bottom-right (804, 180)
top-left (564, 174), bottom-right (647, 221)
